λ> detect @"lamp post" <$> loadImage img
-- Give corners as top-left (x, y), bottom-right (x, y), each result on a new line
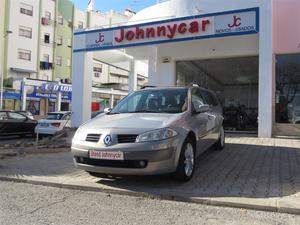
top-left (0, 73), bottom-right (3, 110)
top-left (0, 30), bottom-right (13, 110)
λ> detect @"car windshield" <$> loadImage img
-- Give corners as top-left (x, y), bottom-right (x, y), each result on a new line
top-left (111, 88), bottom-right (188, 114)
top-left (46, 113), bottom-right (64, 120)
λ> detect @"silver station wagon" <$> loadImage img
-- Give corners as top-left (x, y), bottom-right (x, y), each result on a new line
top-left (72, 85), bottom-right (225, 181)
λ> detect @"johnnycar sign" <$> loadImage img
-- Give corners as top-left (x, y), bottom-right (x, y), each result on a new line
top-left (74, 8), bottom-right (259, 52)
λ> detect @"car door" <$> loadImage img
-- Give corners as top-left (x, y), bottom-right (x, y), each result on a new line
top-left (7, 112), bottom-right (29, 134)
top-left (0, 112), bottom-right (10, 134)
top-left (200, 89), bottom-right (222, 143)
top-left (189, 88), bottom-right (211, 155)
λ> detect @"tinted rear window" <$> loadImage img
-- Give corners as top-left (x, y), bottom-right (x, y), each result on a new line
top-left (46, 113), bottom-right (64, 120)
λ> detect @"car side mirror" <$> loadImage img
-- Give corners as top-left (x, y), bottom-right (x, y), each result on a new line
top-left (104, 108), bottom-right (112, 114)
top-left (195, 104), bottom-right (210, 114)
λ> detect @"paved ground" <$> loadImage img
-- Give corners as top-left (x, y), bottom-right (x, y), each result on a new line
top-left (0, 135), bottom-right (300, 213)
top-left (0, 136), bottom-right (36, 146)
top-left (1, 181), bottom-right (300, 225)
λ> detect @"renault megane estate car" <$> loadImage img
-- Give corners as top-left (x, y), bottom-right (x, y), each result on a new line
top-left (72, 85), bottom-right (225, 181)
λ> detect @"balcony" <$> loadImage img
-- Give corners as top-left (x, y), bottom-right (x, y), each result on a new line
top-left (40, 61), bottom-right (54, 70)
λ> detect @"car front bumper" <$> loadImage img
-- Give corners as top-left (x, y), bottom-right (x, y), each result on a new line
top-left (71, 137), bottom-right (182, 175)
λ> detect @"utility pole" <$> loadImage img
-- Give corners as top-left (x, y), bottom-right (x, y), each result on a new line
top-left (0, 30), bottom-right (13, 110)
top-left (0, 73), bottom-right (3, 110)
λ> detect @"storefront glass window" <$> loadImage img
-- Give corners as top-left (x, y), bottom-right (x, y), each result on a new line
top-left (275, 54), bottom-right (300, 124)
top-left (26, 100), bottom-right (40, 115)
top-left (176, 56), bottom-right (259, 132)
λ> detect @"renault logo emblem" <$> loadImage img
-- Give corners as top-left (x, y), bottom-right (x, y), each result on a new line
top-left (103, 135), bottom-right (112, 146)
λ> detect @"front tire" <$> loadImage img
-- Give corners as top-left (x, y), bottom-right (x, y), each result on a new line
top-left (213, 125), bottom-right (225, 150)
top-left (174, 138), bottom-right (195, 181)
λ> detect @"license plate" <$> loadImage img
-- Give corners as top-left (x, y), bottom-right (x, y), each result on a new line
top-left (40, 123), bottom-right (48, 127)
top-left (89, 150), bottom-right (124, 160)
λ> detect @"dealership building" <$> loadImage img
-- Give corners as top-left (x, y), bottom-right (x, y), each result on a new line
top-left (72, 0), bottom-right (300, 138)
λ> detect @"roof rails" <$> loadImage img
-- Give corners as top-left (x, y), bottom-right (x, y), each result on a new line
top-left (140, 85), bottom-right (157, 89)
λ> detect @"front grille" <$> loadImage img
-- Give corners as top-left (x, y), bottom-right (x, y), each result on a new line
top-left (86, 134), bottom-right (101, 142)
top-left (75, 157), bottom-right (148, 169)
top-left (117, 134), bottom-right (138, 143)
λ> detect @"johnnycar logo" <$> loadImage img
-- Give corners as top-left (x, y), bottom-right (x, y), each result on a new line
top-left (95, 33), bottom-right (105, 43)
top-left (228, 16), bottom-right (241, 28)
top-left (114, 19), bottom-right (211, 43)
top-left (77, 9), bottom-right (258, 52)
top-left (215, 14), bottom-right (255, 34)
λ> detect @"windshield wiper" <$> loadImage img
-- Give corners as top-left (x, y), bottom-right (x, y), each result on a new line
top-left (107, 112), bottom-right (120, 115)
top-left (131, 110), bottom-right (160, 113)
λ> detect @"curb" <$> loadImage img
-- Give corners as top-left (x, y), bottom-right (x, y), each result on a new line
top-left (1, 176), bottom-right (299, 215)
top-left (0, 148), bottom-right (70, 159)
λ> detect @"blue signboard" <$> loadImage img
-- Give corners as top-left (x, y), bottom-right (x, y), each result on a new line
top-left (27, 86), bottom-right (72, 102)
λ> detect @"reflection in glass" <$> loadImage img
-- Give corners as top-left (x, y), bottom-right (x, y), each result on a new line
top-left (276, 54), bottom-right (300, 124)
top-left (176, 57), bottom-right (258, 132)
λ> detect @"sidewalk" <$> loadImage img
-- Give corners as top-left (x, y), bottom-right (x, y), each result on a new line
top-left (0, 135), bottom-right (300, 214)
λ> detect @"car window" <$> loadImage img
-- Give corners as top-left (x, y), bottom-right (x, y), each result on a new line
top-left (191, 89), bottom-right (205, 111)
top-left (46, 113), bottom-right (64, 120)
top-left (0, 112), bottom-right (8, 120)
top-left (111, 88), bottom-right (188, 114)
top-left (8, 112), bottom-right (26, 120)
top-left (200, 90), bottom-right (219, 106)
top-left (62, 113), bottom-right (71, 120)
top-left (118, 93), bottom-right (142, 113)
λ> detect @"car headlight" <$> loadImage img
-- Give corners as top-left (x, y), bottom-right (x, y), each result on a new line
top-left (136, 128), bottom-right (178, 143)
top-left (72, 127), bottom-right (86, 141)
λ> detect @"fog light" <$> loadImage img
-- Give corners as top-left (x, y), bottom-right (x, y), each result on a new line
top-left (139, 160), bottom-right (146, 168)
top-left (77, 157), bottom-right (84, 163)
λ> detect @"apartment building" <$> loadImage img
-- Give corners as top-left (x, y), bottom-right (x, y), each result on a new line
top-left (0, 0), bottom-right (147, 115)
top-left (39, 0), bottom-right (56, 81)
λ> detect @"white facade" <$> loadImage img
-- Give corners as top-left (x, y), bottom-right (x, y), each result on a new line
top-left (74, 9), bottom-right (87, 30)
top-left (6, 0), bottom-right (40, 79)
top-left (128, 0), bottom-right (273, 137)
top-left (72, 0), bottom-right (274, 138)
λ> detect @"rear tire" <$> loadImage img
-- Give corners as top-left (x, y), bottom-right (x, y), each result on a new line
top-left (173, 138), bottom-right (195, 181)
top-left (213, 125), bottom-right (225, 151)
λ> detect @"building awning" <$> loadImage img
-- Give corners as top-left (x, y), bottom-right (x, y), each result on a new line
top-left (10, 67), bottom-right (37, 73)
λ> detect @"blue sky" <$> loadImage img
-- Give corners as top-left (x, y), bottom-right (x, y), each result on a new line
top-left (71, 0), bottom-right (157, 13)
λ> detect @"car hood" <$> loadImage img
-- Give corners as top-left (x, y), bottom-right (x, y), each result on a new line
top-left (82, 113), bottom-right (181, 132)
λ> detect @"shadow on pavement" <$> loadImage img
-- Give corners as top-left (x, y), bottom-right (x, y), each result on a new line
top-left (95, 143), bottom-right (300, 199)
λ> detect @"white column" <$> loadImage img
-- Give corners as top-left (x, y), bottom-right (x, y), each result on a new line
top-left (148, 46), bottom-right (159, 86)
top-left (71, 51), bottom-right (93, 127)
top-left (0, 73), bottom-right (3, 110)
top-left (258, 1), bottom-right (273, 138)
top-left (109, 93), bottom-right (114, 108)
top-left (21, 78), bottom-right (27, 111)
top-left (129, 59), bottom-right (137, 92)
top-left (56, 91), bottom-right (62, 111)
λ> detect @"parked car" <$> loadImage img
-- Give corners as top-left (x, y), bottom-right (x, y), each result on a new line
top-left (292, 106), bottom-right (300, 124)
top-left (35, 111), bottom-right (71, 135)
top-left (72, 85), bottom-right (225, 181)
top-left (0, 110), bottom-right (37, 137)
top-left (16, 111), bottom-right (35, 120)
